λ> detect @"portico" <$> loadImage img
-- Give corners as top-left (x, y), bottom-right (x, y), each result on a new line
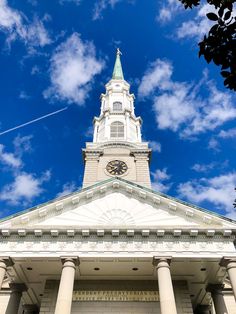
top-left (1, 251), bottom-right (236, 313)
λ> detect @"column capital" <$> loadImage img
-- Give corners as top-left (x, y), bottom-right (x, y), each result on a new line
top-left (206, 283), bottom-right (224, 294)
top-left (152, 257), bottom-right (172, 267)
top-left (9, 283), bottom-right (28, 293)
top-left (220, 257), bottom-right (236, 268)
top-left (0, 257), bottom-right (14, 267)
top-left (83, 150), bottom-right (102, 160)
top-left (61, 256), bottom-right (80, 266)
top-left (132, 151), bottom-right (150, 161)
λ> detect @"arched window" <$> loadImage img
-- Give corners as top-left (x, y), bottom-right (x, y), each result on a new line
top-left (110, 121), bottom-right (124, 138)
top-left (113, 101), bottom-right (122, 111)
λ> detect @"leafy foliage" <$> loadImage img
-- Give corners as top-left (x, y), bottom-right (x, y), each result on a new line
top-left (179, 0), bottom-right (236, 91)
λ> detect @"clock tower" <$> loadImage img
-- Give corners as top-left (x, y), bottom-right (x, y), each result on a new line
top-left (82, 49), bottom-right (151, 188)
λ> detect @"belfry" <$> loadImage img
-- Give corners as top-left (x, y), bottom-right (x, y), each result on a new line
top-left (0, 51), bottom-right (236, 314)
top-left (83, 49), bottom-right (151, 188)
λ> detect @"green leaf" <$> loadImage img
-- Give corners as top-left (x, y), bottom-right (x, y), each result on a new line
top-left (206, 12), bottom-right (219, 21)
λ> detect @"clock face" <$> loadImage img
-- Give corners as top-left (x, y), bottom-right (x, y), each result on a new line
top-left (106, 160), bottom-right (128, 176)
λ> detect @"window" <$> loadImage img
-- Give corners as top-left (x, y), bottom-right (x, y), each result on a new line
top-left (110, 121), bottom-right (124, 138)
top-left (113, 102), bottom-right (122, 111)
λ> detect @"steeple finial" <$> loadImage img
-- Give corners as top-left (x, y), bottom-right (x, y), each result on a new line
top-left (116, 48), bottom-right (122, 56)
top-left (112, 48), bottom-right (124, 80)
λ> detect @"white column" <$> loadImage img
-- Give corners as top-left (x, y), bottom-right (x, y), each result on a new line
top-left (207, 284), bottom-right (228, 314)
top-left (137, 123), bottom-right (141, 142)
top-left (7, 283), bottom-right (27, 314)
top-left (104, 112), bottom-right (109, 139)
top-left (220, 258), bottom-right (236, 302)
top-left (54, 257), bottom-right (79, 314)
top-left (0, 260), bottom-right (7, 290)
top-left (93, 121), bottom-right (99, 143)
top-left (153, 257), bottom-right (177, 314)
top-left (0, 258), bottom-right (13, 290)
top-left (125, 112), bottom-right (130, 140)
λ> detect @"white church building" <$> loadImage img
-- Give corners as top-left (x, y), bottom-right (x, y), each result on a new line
top-left (0, 50), bottom-right (236, 314)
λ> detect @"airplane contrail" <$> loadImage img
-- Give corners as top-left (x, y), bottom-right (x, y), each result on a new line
top-left (0, 107), bottom-right (68, 136)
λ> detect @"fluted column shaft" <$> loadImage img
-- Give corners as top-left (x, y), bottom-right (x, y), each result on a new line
top-left (207, 284), bottom-right (228, 314)
top-left (226, 261), bottom-right (236, 301)
top-left (0, 260), bottom-right (7, 289)
top-left (54, 258), bottom-right (78, 314)
top-left (220, 258), bottom-right (236, 302)
top-left (6, 283), bottom-right (27, 314)
top-left (153, 257), bottom-right (177, 314)
top-left (0, 258), bottom-right (13, 290)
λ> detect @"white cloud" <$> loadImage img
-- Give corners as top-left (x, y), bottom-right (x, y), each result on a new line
top-left (44, 33), bottom-right (104, 105)
top-left (59, 0), bottom-right (81, 5)
top-left (176, 4), bottom-right (215, 40)
top-left (151, 168), bottom-right (172, 193)
top-left (208, 137), bottom-right (220, 151)
top-left (26, 17), bottom-right (51, 47)
top-left (138, 59), bottom-right (173, 98)
top-left (0, 144), bottom-right (22, 168)
top-left (93, 0), bottom-right (131, 20)
top-left (218, 128), bottom-right (236, 139)
top-left (85, 125), bottom-right (94, 138)
top-left (192, 161), bottom-right (228, 173)
top-left (158, 2), bottom-right (225, 41)
top-left (31, 65), bottom-right (40, 75)
top-left (138, 59), bottom-right (236, 138)
top-left (192, 163), bottom-right (215, 173)
top-left (0, 135), bottom-right (50, 206)
top-left (178, 172), bottom-right (236, 216)
top-left (157, 0), bottom-right (182, 23)
top-left (0, 135), bottom-right (32, 169)
top-left (0, 170), bottom-right (51, 205)
top-left (148, 140), bottom-right (162, 153)
top-left (13, 134), bottom-right (33, 155)
top-left (57, 181), bottom-right (77, 198)
top-left (27, 0), bottom-right (38, 5)
top-left (19, 91), bottom-right (30, 100)
top-left (0, 0), bottom-right (51, 47)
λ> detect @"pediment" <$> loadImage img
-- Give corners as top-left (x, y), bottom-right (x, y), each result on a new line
top-left (34, 192), bottom-right (200, 228)
top-left (0, 178), bottom-right (235, 231)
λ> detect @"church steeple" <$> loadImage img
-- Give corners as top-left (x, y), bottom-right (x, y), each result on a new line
top-left (112, 48), bottom-right (124, 80)
top-left (82, 50), bottom-right (151, 188)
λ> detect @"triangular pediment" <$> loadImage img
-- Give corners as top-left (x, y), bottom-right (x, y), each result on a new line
top-left (0, 178), bottom-right (235, 231)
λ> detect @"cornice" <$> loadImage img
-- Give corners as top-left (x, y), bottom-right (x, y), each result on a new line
top-left (85, 141), bottom-right (149, 150)
top-left (0, 227), bottom-right (235, 239)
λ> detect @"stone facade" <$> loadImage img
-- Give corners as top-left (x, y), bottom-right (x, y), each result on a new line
top-left (39, 280), bottom-right (193, 314)
top-left (83, 146), bottom-right (151, 188)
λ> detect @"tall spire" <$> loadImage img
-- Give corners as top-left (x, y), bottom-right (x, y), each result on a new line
top-left (112, 48), bottom-right (124, 80)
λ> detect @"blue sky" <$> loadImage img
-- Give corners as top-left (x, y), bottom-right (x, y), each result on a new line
top-left (0, 0), bottom-right (235, 220)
